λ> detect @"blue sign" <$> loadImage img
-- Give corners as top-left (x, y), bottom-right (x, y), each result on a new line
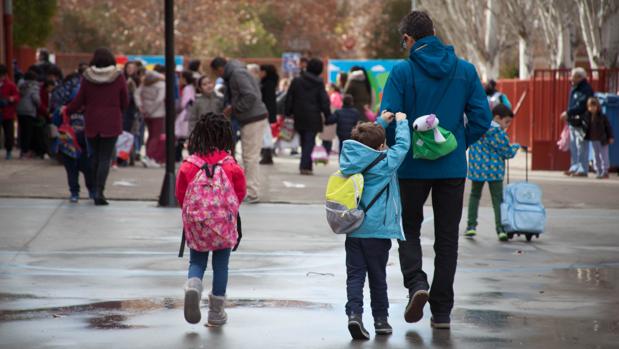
top-left (127, 55), bottom-right (184, 71)
top-left (282, 52), bottom-right (301, 76)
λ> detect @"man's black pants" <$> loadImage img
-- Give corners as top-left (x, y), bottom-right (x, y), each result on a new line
top-left (397, 178), bottom-right (465, 319)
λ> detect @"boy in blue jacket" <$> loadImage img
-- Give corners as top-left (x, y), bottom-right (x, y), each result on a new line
top-left (339, 110), bottom-right (410, 340)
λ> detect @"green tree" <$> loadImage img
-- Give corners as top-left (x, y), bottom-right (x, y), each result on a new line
top-left (14, 0), bottom-right (58, 47)
top-left (364, 0), bottom-right (411, 58)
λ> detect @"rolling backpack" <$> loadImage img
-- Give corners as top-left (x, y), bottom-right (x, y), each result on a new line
top-left (500, 147), bottom-right (546, 241)
top-left (325, 153), bottom-right (387, 234)
top-left (180, 155), bottom-right (240, 253)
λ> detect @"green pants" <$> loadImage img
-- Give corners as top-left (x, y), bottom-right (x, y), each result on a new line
top-left (467, 180), bottom-right (504, 234)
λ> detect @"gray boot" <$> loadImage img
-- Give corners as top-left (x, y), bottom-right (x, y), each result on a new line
top-left (184, 278), bottom-right (203, 324)
top-left (207, 294), bottom-right (228, 326)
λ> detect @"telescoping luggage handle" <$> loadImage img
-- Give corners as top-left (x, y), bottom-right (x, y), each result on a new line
top-left (506, 145), bottom-right (528, 185)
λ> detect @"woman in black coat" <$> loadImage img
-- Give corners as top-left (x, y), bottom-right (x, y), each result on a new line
top-left (285, 58), bottom-right (331, 175)
top-left (259, 64), bottom-right (279, 164)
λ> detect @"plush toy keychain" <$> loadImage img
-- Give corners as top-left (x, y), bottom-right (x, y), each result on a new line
top-left (413, 114), bottom-right (447, 143)
top-left (411, 113), bottom-right (457, 160)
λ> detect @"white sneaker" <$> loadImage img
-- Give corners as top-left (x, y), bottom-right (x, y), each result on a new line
top-left (141, 157), bottom-right (161, 168)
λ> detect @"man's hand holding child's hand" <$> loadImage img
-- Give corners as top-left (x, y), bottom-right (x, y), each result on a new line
top-left (381, 110), bottom-right (394, 123)
top-left (395, 112), bottom-right (407, 122)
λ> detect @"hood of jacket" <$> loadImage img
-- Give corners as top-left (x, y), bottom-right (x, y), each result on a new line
top-left (301, 71), bottom-right (324, 85)
top-left (18, 80), bottom-right (39, 94)
top-left (223, 60), bottom-right (245, 81)
top-left (348, 70), bottom-right (366, 81)
top-left (83, 65), bottom-right (121, 84)
top-left (339, 139), bottom-right (386, 176)
top-left (143, 71), bottom-right (165, 87)
top-left (409, 35), bottom-right (457, 79)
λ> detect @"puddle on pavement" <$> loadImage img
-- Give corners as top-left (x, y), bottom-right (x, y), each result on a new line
top-left (88, 314), bottom-right (143, 330)
top-left (0, 297), bottom-right (331, 329)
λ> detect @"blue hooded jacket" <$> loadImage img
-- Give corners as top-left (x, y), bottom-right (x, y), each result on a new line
top-left (380, 36), bottom-right (491, 179)
top-left (339, 118), bottom-right (410, 240)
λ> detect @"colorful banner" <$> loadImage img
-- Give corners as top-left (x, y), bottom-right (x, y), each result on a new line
top-left (328, 59), bottom-right (400, 109)
top-left (282, 52), bottom-right (301, 76)
top-left (116, 55), bottom-right (184, 71)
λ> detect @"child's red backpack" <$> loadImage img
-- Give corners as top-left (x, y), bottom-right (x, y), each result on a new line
top-left (57, 110), bottom-right (82, 158)
top-left (181, 155), bottom-right (240, 252)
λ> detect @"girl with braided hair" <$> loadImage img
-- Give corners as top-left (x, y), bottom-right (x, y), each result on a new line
top-left (176, 112), bottom-right (246, 326)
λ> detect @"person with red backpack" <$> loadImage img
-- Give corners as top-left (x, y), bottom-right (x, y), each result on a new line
top-left (175, 113), bottom-right (246, 327)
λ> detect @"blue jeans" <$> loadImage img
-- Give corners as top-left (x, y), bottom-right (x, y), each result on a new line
top-left (188, 248), bottom-right (231, 296)
top-left (345, 237), bottom-right (392, 318)
top-left (61, 152), bottom-right (94, 196)
top-left (568, 125), bottom-right (590, 174)
top-left (591, 141), bottom-right (610, 177)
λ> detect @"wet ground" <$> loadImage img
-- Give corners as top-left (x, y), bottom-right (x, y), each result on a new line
top-left (1, 198), bottom-right (619, 348)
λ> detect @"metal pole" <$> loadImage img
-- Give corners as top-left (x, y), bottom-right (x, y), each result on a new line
top-left (158, 0), bottom-right (177, 207)
top-left (4, 0), bottom-right (13, 80)
top-left (411, 0), bottom-right (417, 11)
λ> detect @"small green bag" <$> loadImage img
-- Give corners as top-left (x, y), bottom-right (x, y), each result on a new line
top-left (412, 126), bottom-right (457, 160)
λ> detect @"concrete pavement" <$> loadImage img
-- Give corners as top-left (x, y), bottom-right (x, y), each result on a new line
top-left (1, 198), bottom-right (618, 348)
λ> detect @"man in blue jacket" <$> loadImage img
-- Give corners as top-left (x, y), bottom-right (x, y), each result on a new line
top-left (380, 11), bottom-right (491, 329)
top-left (560, 67), bottom-right (594, 177)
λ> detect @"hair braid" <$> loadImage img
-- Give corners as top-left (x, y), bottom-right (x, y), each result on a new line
top-left (187, 113), bottom-right (234, 155)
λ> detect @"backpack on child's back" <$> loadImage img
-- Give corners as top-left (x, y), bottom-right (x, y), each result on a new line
top-left (325, 153), bottom-right (386, 234)
top-left (181, 155), bottom-right (240, 252)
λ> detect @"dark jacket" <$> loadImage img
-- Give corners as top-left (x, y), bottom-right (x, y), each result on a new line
top-left (585, 112), bottom-right (613, 144)
top-left (380, 35), bottom-right (492, 179)
top-left (261, 76), bottom-right (278, 123)
top-left (326, 106), bottom-right (361, 141)
top-left (566, 79), bottom-right (594, 128)
top-left (344, 71), bottom-right (372, 121)
top-left (223, 60), bottom-right (268, 125)
top-left (0, 78), bottom-right (20, 121)
top-left (285, 71), bottom-right (331, 133)
top-left (66, 66), bottom-right (128, 138)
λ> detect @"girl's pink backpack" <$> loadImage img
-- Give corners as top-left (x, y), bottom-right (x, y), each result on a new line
top-left (182, 155), bottom-right (239, 252)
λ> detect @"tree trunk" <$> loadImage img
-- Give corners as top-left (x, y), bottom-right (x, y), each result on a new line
top-left (600, 9), bottom-right (619, 67)
top-left (578, 0), bottom-right (600, 69)
top-left (484, 0), bottom-right (500, 79)
top-left (556, 22), bottom-right (572, 68)
top-left (518, 36), bottom-right (532, 79)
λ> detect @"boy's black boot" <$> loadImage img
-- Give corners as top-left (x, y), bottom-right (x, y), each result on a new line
top-left (374, 317), bottom-right (393, 335)
top-left (348, 314), bottom-right (370, 340)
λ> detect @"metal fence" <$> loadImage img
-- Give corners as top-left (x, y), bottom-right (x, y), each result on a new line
top-left (497, 68), bottom-right (619, 171)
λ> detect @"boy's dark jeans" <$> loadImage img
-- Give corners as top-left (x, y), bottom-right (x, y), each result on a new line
top-left (397, 178), bottom-right (465, 319)
top-left (345, 237), bottom-right (392, 318)
top-left (61, 152), bottom-right (94, 196)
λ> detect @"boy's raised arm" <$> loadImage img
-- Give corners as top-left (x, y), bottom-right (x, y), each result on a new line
top-left (384, 112), bottom-right (411, 171)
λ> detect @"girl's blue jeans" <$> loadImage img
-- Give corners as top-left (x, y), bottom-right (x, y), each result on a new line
top-left (188, 248), bottom-right (231, 296)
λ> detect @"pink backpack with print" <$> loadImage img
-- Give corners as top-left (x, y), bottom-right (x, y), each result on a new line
top-left (182, 155), bottom-right (239, 252)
